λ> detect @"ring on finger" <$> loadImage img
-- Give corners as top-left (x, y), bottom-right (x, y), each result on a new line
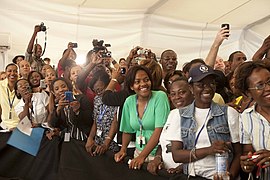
top-left (134, 166), bottom-right (137, 169)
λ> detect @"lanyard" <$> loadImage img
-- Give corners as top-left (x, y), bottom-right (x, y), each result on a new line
top-left (136, 96), bottom-right (149, 147)
top-left (7, 88), bottom-right (16, 119)
top-left (97, 104), bottom-right (107, 125)
top-left (194, 108), bottom-right (211, 147)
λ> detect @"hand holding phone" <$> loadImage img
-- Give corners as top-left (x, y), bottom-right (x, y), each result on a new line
top-left (221, 24), bottom-right (230, 37)
top-left (65, 91), bottom-right (73, 102)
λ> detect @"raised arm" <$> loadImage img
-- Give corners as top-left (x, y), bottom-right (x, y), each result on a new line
top-left (205, 27), bottom-right (229, 67)
top-left (26, 25), bottom-right (41, 54)
top-left (252, 35), bottom-right (270, 61)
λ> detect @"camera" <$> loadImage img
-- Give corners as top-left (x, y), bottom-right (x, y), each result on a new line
top-left (71, 43), bottom-right (78, 48)
top-left (137, 49), bottom-right (149, 56)
top-left (40, 22), bottom-right (47, 32)
top-left (120, 67), bottom-right (126, 74)
top-left (65, 91), bottom-right (73, 102)
top-left (92, 39), bottom-right (111, 58)
top-left (101, 51), bottom-right (111, 58)
top-left (40, 79), bottom-right (46, 89)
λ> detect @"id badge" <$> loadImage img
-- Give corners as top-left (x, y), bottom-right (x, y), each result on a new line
top-left (64, 132), bottom-right (70, 142)
top-left (96, 129), bottom-right (102, 137)
top-left (136, 136), bottom-right (146, 145)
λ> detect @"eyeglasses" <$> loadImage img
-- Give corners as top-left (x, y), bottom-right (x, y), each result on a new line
top-left (193, 82), bottom-right (216, 89)
top-left (248, 79), bottom-right (270, 90)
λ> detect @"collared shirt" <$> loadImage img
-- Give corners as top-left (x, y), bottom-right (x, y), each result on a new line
top-left (240, 104), bottom-right (270, 150)
top-left (0, 79), bottom-right (20, 129)
top-left (25, 52), bottom-right (45, 72)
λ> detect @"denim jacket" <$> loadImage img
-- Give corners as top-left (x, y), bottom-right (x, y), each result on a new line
top-left (179, 101), bottom-right (233, 174)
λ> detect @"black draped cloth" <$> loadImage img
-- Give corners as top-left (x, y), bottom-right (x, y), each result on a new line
top-left (0, 132), bottom-right (174, 180)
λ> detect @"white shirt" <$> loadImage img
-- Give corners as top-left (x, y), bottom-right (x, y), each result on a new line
top-left (160, 109), bottom-right (181, 169)
top-left (166, 106), bottom-right (239, 179)
top-left (15, 91), bottom-right (49, 124)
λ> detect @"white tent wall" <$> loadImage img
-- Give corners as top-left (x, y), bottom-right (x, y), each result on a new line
top-left (0, 0), bottom-right (269, 70)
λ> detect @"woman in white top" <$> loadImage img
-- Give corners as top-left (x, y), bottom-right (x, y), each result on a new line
top-left (167, 64), bottom-right (241, 179)
top-left (14, 78), bottom-right (49, 125)
top-left (147, 77), bottom-right (194, 175)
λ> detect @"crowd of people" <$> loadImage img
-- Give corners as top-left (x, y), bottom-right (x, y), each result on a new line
top-left (0, 23), bottom-right (270, 180)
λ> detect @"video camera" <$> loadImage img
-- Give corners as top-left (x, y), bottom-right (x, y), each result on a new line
top-left (92, 39), bottom-right (111, 58)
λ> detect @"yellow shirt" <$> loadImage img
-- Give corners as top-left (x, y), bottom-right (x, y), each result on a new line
top-left (0, 79), bottom-right (20, 129)
top-left (212, 93), bottom-right (225, 105)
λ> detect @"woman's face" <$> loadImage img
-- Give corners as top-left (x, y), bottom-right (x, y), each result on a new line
top-left (45, 69), bottom-right (56, 86)
top-left (16, 79), bottom-right (31, 97)
top-left (169, 80), bottom-right (193, 108)
top-left (6, 65), bottom-right (18, 83)
top-left (93, 80), bottom-right (106, 96)
top-left (53, 80), bottom-right (69, 97)
top-left (131, 70), bottom-right (152, 99)
top-left (29, 72), bottom-right (42, 87)
top-left (41, 64), bottom-right (51, 77)
top-left (247, 68), bottom-right (270, 107)
top-left (70, 66), bottom-right (82, 82)
top-left (190, 75), bottom-right (216, 108)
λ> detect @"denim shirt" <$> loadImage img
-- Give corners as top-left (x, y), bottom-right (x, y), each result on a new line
top-left (179, 101), bottom-right (233, 174)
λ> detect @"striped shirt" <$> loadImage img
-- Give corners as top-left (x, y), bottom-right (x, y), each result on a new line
top-left (240, 104), bottom-right (270, 150)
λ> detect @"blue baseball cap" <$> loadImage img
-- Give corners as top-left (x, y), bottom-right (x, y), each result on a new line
top-left (188, 64), bottom-right (218, 83)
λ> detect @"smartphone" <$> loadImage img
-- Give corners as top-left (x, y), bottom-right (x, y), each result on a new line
top-left (120, 67), bottom-right (126, 74)
top-left (40, 79), bottom-right (46, 89)
top-left (221, 24), bottom-right (230, 37)
top-left (71, 43), bottom-right (78, 48)
top-left (65, 91), bottom-right (73, 102)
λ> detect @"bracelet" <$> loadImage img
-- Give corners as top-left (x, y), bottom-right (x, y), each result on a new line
top-left (111, 78), bottom-right (118, 83)
top-left (191, 148), bottom-right (198, 160)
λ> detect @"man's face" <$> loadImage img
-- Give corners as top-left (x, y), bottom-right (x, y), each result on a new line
top-left (160, 50), bottom-right (177, 72)
top-left (230, 52), bottom-right (246, 71)
top-left (19, 60), bottom-right (31, 77)
top-left (34, 44), bottom-right (43, 57)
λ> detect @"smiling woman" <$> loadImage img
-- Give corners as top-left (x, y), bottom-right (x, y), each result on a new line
top-left (114, 65), bottom-right (170, 170)
top-left (0, 63), bottom-right (20, 130)
top-left (48, 77), bottom-right (93, 141)
top-left (234, 61), bottom-right (270, 178)
top-left (167, 64), bottom-right (241, 179)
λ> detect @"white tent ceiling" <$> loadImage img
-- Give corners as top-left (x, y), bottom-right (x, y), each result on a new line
top-left (0, 0), bottom-right (269, 70)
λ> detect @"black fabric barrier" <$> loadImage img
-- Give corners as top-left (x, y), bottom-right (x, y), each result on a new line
top-left (0, 132), bottom-right (178, 180)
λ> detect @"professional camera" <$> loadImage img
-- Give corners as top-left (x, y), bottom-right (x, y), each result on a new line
top-left (92, 39), bottom-right (111, 58)
top-left (40, 22), bottom-right (47, 32)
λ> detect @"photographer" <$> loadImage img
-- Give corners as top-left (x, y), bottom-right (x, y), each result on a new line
top-left (25, 23), bottom-right (46, 72)
top-left (57, 42), bottom-right (77, 78)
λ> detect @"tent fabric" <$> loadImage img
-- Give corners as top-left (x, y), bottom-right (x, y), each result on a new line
top-left (0, 0), bottom-right (270, 70)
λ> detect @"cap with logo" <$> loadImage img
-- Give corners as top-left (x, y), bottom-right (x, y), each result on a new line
top-left (188, 64), bottom-right (218, 83)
